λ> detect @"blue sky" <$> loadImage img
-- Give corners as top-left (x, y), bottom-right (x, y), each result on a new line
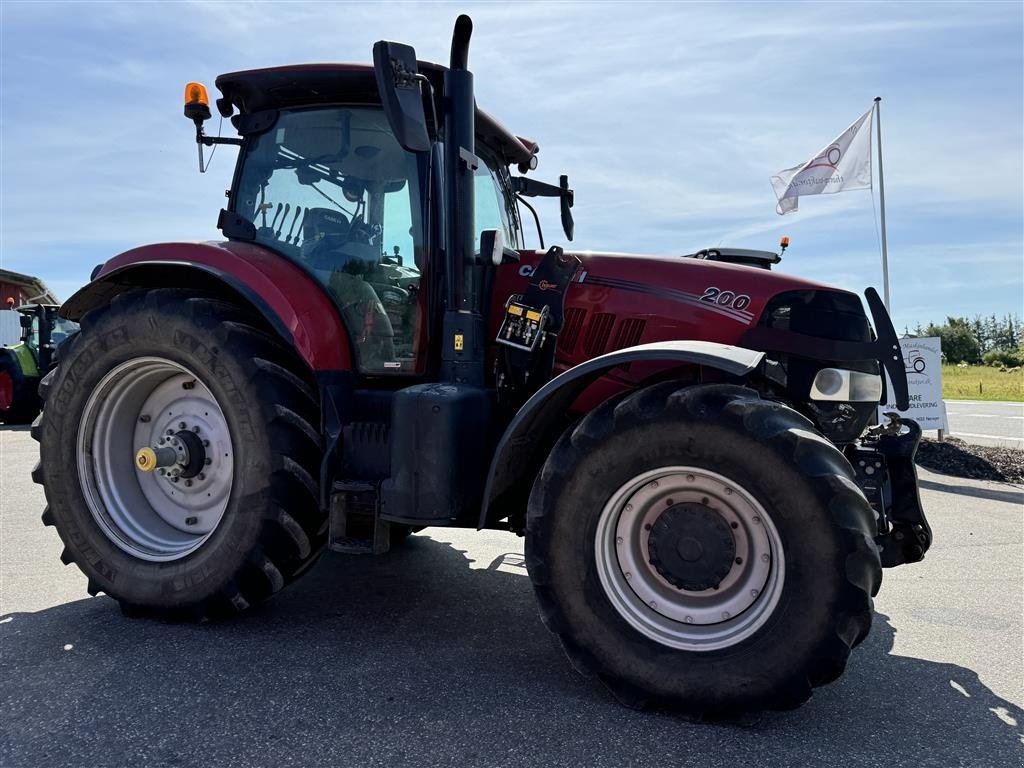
top-left (1, 0), bottom-right (1021, 333)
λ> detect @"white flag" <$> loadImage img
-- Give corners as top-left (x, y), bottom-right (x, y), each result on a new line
top-left (770, 106), bottom-right (874, 215)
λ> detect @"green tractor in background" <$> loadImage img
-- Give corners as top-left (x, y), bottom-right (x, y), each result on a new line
top-left (0, 303), bottom-right (78, 423)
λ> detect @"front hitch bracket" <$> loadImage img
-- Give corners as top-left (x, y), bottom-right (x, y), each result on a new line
top-left (851, 416), bottom-right (932, 567)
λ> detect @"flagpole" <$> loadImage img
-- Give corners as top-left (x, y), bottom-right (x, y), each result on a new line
top-left (874, 96), bottom-right (891, 311)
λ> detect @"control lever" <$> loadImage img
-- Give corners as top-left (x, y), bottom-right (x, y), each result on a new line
top-left (267, 203), bottom-right (283, 234)
top-left (285, 206), bottom-right (302, 244)
top-left (275, 203), bottom-right (290, 239)
top-left (295, 208), bottom-right (310, 247)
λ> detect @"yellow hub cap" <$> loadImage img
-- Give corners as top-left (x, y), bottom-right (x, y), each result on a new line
top-left (135, 447), bottom-right (157, 472)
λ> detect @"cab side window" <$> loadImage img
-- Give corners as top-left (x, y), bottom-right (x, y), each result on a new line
top-left (473, 152), bottom-right (520, 249)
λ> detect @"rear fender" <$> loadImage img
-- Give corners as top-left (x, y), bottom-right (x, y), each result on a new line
top-left (479, 340), bottom-right (765, 529)
top-left (60, 241), bottom-right (351, 372)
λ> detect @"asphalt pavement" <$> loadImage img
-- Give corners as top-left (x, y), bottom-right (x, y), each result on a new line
top-left (945, 400), bottom-right (1024, 448)
top-left (1, 425), bottom-right (1022, 768)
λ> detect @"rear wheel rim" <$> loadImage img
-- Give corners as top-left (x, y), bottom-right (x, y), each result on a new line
top-left (595, 466), bottom-right (785, 651)
top-left (77, 357), bottom-right (234, 562)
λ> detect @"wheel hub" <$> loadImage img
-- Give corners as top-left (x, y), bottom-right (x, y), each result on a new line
top-left (78, 357), bottom-right (234, 562)
top-left (594, 466), bottom-right (785, 651)
top-left (647, 503), bottom-right (736, 591)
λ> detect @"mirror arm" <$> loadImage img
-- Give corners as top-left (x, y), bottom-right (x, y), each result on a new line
top-left (510, 176), bottom-right (562, 198)
top-left (199, 135), bottom-right (244, 147)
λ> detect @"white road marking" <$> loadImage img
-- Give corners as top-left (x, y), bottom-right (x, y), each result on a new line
top-left (949, 431), bottom-right (1024, 443)
top-left (955, 414), bottom-right (1024, 420)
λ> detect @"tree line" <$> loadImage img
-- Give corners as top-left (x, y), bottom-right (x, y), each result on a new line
top-left (905, 314), bottom-right (1022, 366)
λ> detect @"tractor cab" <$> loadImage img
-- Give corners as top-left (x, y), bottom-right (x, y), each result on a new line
top-left (203, 60), bottom-right (563, 378)
top-left (12, 303), bottom-right (76, 371)
top-left (0, 304), bottom-right (77, 422)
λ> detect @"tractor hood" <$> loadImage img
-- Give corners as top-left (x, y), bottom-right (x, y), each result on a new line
top-left (494, 248), bottom-right (907, 410)
top-left (510, 249), bottom-right (866, 344)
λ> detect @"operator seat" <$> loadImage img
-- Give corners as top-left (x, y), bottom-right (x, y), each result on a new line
top-left (300, 207), bottom-right (396, 370)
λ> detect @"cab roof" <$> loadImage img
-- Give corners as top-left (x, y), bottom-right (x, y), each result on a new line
top-left (215, 63), bottom-right (537, 168)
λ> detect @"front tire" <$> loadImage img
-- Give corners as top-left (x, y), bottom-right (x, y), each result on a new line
top-left (33, 289), bottom-right (327, 618)
top-left (525, 383), bottom-right (881, 713)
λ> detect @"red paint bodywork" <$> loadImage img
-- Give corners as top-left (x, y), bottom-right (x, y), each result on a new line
top-left (91, 242), bottom-right (849, 395)
top-left (491, 250), bottom-right (853, 409)
top-left (95, 242), bottom-right (352, 371)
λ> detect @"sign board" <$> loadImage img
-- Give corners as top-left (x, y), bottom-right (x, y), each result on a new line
top-left (879, 336), bottom-right (947, 431)
top-left (0, 310), bottom-right (20, 346)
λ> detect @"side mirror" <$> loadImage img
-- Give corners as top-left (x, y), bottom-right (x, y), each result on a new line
top-left (373, 41), bottom-right (431, 153)
top-left (19, 314), bottom-right (32, 330)
top-left (480, 229), bottom-right (504, 266)
top-left (559, 175), bottom-right (574, 242)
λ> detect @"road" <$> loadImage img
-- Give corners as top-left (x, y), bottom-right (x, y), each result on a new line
top-left (945, 400), bottom-right (1024, 448)
top-left (1, 425), bottom-right (1022, 768)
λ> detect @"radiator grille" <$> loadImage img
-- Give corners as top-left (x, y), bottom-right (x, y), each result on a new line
top-left (560, 307), bottom-right (586, 353)
top-left (612, 318), bottom-right (646, 350)
top-left (583, 313), bottom-right (615, 357)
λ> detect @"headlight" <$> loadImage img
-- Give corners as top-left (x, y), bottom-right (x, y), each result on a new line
top-left (810, 368), bottom-right (883, 403)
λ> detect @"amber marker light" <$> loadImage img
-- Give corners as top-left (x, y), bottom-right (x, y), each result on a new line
top-left (183, 82), bottom-right (212, 124)
top-left (184, 82), bottom-right (209, 107)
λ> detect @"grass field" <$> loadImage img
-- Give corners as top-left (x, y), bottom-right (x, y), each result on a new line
top-left (942, 364), bottom-right (1024, 402)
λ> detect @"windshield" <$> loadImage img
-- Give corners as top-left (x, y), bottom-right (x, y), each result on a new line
top-left (233, 107), bottom-right (427, 374)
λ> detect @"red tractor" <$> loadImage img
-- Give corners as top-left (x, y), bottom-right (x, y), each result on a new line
top-left (33, 16), bottom-right (930, 713)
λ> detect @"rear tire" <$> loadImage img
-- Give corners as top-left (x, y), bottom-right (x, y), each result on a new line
top-left (33, 289), bottom-right (327, 619)
top-left (525, 383), bottom-right (881, 713)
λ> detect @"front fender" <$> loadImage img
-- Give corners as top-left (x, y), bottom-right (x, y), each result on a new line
top-left (479, 340), bottom-right (765, 529)
top-left (61, 241), bottom-right (351, 372)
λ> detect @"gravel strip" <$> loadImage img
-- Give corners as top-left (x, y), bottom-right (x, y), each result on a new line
top-left (916, 437), bottom-right (1024, 484)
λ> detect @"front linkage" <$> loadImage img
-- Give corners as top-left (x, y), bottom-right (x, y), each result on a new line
top-left (851, 414), bottom-right (932, 567)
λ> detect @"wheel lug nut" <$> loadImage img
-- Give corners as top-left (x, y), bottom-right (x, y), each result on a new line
top-left (198, 473), bottom-right (205, 481)
top-left (730, 522), bottom-right (738, 529)
top-left (753, 516), bottom-right (761, 524)
top-left (203, 440), bottom-right (210, 448)
top-left (665, 498), bottom-right (674, 506)
top-left (178, 422), bottom-right (186, 430)
top-left (685, 616), bottom-right (693, 623)
top-left (722, 611), bottom-right (731, 620)
top-left (185, 479), bottom-right (193, 487)
top-left (616, 537), bottom-right (623, 545)
top-left (649, 601), bottom-right (657, 609)
top-left (139, 414), bottom-right (151, 423)
top-left (761, 553), bottom-right (770, 562)
top-left (650, 481), bottom-right (659, 489)
top-left (735, 557), bottom-right (743, 564)
top-left (185, 516), bottom-right (198, 525)
top-left (686, 474), bottom-right (695, 482)
top-left (171, 476), bottom-right (179, 483)
top-left (166, 429), bottom-right (174, 435)
top-left (204, 458), bottom-right (212, 465)
top-left (157, 468), bottom-right (165, 476)
top-left (192, 426), bottom-right (200, 433)
top-left (701, 497), bottom-right (709, 505)
top-left (751, 589), bottom-right (759, 598)
top-left (625, 572), bottom-right (632, 580)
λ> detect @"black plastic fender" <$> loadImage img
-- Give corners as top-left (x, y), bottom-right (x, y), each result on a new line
top-left (478, 340), bottom-right (765, 529)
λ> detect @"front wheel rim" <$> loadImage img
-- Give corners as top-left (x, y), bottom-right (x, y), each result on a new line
top-left (595, 466), bottom-right (785, 651)
top-left (77, 357), bottom-right (234, 562)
